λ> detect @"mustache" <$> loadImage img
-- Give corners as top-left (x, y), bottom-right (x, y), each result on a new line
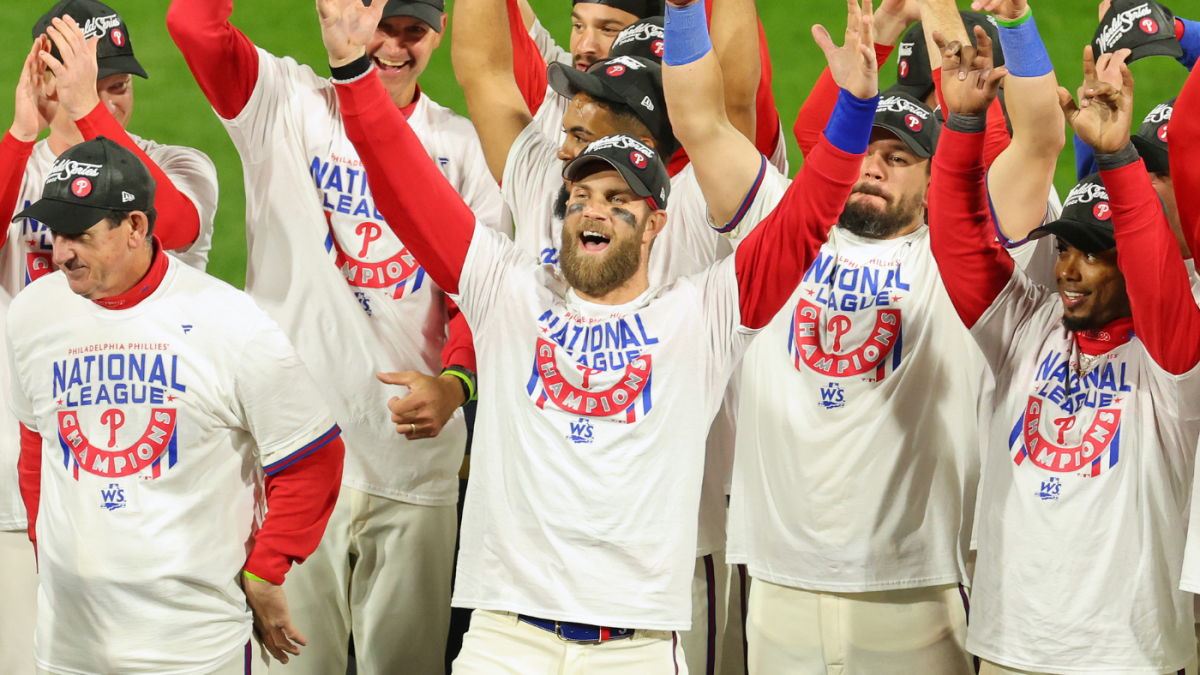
top-left (851, 183), bottom-right (893, 204)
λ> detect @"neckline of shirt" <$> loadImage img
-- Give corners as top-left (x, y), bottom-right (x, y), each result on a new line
top-left (1075, 315), bottom-right (1136, 356)
top-left (89, 238), bottom-right (170, 312)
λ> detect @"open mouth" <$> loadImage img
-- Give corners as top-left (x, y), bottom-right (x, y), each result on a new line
top-left (1060, 289), bottom-right (1091, 310)
top-left (372, 56), bottom-right (410, 74)
top-left (579, 230), bottom-right (611, 253)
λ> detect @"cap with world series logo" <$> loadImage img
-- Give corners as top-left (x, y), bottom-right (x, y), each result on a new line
top-left (15, 136), bottom-right (156, 235)
top-left (610, 17), bottom-right (664, 62)
top-left (33, 0), bottom-right (147, 80)
top-left (1093, 0), bottom-right (1183, 62)
top-left (366, 0), bottom-right (445, 32)
top-left (562, 134), bottom-right (671, 211)
top-left (572, 0), bottom-right (664, 20)
top-left (1029, 174), bottom-right (1119, 253)
top-left (893, 12), bottom-right (1005, 103)
top-left (1131, 97), bottom-right (1173, 174)
top-left (872, 89), bottom-right (940, 159)
top-left (548, 55), bottom-right (677, 155)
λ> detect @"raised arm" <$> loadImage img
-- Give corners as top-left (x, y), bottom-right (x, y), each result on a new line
top-left (708, 0), bottom-right (760, 143)
top-left (453, 0), bottom-right (536, 183)
top-left (973, 0), bottom-right (1065, 244)
top-left (506, 0), bottom-right (551, 115)
top-left (929, 29), bottom-right (1016, 328)
top-left (0, 41), bottom-right (42, 252)
top-left (1172, 47), bottom-right (1200, 258)
top-left (166, 0), bottom-right (260, 119)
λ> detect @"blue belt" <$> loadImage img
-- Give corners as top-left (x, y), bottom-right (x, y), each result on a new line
top-left (518, 615), bottom-right (635, 643)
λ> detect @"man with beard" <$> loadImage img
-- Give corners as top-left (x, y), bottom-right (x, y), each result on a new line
top-left (318, 0), bottom-right (877, 671)
top-left (660, 0), bottom-right (1059, 671)
top-left (931, 36), bottom-right (1200, 675)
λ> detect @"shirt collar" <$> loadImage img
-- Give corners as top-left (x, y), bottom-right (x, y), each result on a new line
top-left (91, 237), bottom-right (167, 310)
top-left (1075, 315), bottom-right (1136, 355)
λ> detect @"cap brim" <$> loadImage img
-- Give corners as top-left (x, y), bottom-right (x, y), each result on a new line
top-left (889, 81), bottom-right (933, 103)
top-left (1128, 39), bottom-right (1184, 62)
top-left (562, 155), bottom-right (658, 206)
top-left (1029, 219), bottom-right (1115, 254)
top-left (381, 2), bottom-right (444, 31)
top-left (14, 197), bottom-right (112, 235)
top-left (1131, 135), bottom-right (1169, 173)
top-left (97, 55), bottom-right (148, 80)
top-left (872, 121), bottom-right (934, 159)
top-left (547, 62), bottom-right (610, 102)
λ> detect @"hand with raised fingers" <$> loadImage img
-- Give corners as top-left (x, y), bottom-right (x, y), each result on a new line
top-left (1057, 46), bottom-right (1134, 154)
top-left (970, 0), bottom-right (1028, 23)
top-left (243, 576), bottom-right (307, 665)
top-left (38, 16), bottom-right (100, 121)
top-left (377, 371), bottom-right (464, 440)
top-left (12, 38), bottom-right (47, 142)
top-left (934, 25), bottom-right (1008, 116)
top-left (814, 0), bottom-right (880, 100)
top-left (315, 0), bottom-right (385, 68)
top-left (872, 0), bottom-right (920, 47)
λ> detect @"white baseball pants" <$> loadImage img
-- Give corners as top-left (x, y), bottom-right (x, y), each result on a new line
top-left (979, 659), bottom-right (1196, 675)
top-left (746, 579), bottom-right (973, 675)
top-left (680, 551), bottom-right (729, 675)
top-left (0, 530), bottom-right (36, 675)
top-left (451, 609), bottom-right (687, 674)
top-left (36, 639), bottom-right (269, 675)
top-left (721, 564), bottom-right (750, 675)
top-left (268, 486), bottom-right (457, 675)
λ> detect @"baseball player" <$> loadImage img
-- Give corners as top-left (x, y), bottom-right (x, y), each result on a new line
top-left (932, 38), bottom-right (1200, 675)
top-left (0, 4), bottom-right (218, 671)
top-left (317, 0), bottom-right (877, 672)
top-left (8, 137), bottom-right (344, 675)
top-left (167, 0), bottom-right (507, 671)
top-left (663, 0), bottom-right (1064, 671)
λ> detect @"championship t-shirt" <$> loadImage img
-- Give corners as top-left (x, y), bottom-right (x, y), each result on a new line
top-left (218, 49), bottom-right (506, 505)
top-left (6, 257), bottom-right (337, 675)
top-left (726, 166), bottom-right (985, 590)
top-left (450, 224), bottom-right (755, 629)
top-left (967, 270), bottom-right (1200, 674)
top-left (0, 136), bottom-right (218, 531)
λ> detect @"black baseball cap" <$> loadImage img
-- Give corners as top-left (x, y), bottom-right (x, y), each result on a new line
top-left (563, 134), bottom-right (670, 210)
top-left (572, 0), bottom-right (664, 20)
top-left (610, 17), bottom-right (664, 62)
top-left (1093, 0), bottom-right (1182, 61)
top-left (34, 0), bottom-right (147, 80)
top-left (893, 12), bottom-right (1004, 102)
top-left (548, 56), bottom-right (677, 155)
top-left (1131, 97), bottom-right (1173, 173)
top-left (14, 136), bottom-right (155, 235)
top-left (1029, 174), bottom-right (1116, 253)
top-left (371, 0), bottom-right (444, 31)
top-left (873, 89), bottom-right (940, 159)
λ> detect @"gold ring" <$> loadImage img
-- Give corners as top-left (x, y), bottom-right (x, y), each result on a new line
top-left (410, 423), bottom-right (417, 435)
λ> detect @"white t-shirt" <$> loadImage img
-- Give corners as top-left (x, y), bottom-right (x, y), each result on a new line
top-left (219, 49), bottom-right (507, 506)
top-left (967, 271), bottom-right (1200, 675)
top-left (6, 257), bottom-right (337, 675)
top-left (528, 19), bottom-right (573, 149)
top-left (0, 136), bottom-right (218, 531)
top-left (726, 166), bottom-right (985, 591)
top-left (450, 223), bottom-right (755, 629)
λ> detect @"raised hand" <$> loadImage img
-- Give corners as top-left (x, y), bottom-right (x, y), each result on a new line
top-left (1058, 46), bottom-right (1134, 154)
top-left (970, 0), bottom-right (1028, 22)
top-left (315, 0), bottom-right (385, 68)
top-left (872, 0), bottom-right (920, 46)
top-left (814, 0), bottom-right (880, 100)
top-left (935, 25), bottom-right (1008, 117)
top-left (11, 38), bottom-right (47, 142)
top-left (243, 576), bottom-right (307, 664)
top-left (38, 16), bottom-right (100, 121)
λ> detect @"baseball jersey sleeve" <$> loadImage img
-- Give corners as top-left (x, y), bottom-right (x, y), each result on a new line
top-left (232, 318), bottom-right (339, 470)
top-left (715, 159), bottom-right (790, 241)
top-left (0, 132), bottom-right (36, 251)
top-left (508, 0), bottom-right (551, 114)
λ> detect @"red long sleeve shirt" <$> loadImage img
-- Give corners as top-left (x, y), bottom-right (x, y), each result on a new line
top-left (1172, 57), bottom-right (1200, 259)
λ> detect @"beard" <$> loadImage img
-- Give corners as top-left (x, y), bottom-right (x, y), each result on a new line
top-left (1061, 314), bottom-right (1100, 332)
top-left (554, 184), bottom-right (570, 221)
top-left (559, 217), bottom-right (645, 297)
top-left (838, 184), bottom-right (925, 240)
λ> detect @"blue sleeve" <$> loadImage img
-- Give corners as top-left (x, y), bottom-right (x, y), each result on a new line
top-left (1178, 17), bottom-right (1200, 71)
top-left (824, 89), bottom-right (879, 155)
top-left (1074, 135), bottom-right (1098, 181)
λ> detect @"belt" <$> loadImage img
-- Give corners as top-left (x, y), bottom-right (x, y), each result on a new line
top-left (517, 615), bottom-right (635, 644)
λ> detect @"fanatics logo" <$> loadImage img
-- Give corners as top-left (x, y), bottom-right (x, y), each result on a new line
top-left (630, 151), bottom-right (647, 169)
top-left (606, 64), bottom-right (627, 77)
top-left (1139, 16), bottom-right (1158, 34)
top-left (1158, 124), bottom-right (1169, 142)
top-left (71, 177), bottom-right (93, 198)
top-left (110, 28), bottom-right (126, 47)
top-left (905, 114), bottom-right (922, 131)
top-left (1093, 202), bottom-right (1112, 220)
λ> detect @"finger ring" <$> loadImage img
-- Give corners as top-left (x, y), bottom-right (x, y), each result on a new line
top-left (409, 423), bottom-right (417, 435)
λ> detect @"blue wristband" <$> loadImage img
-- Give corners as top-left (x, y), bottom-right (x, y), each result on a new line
top-left (663, 1), bottom-right (712, 66)
top-left (998, 12), bottom-right (1053, 78)
top-left (824, 89), bottom-right (878, 155)
top-left (1177, 17), bottom-right (1200, 71)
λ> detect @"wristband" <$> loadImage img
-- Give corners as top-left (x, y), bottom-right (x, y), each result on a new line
top-left (996, 10), bottom-right (1053, 77)
top-left (824, 89), bottom-right (878, 155)
top-left (663, 1), bottom-right (712, 67)
top-left (243, 570), bottom-right (268, 583)
top-left (1177, 18), bottom-right (1200, 71)
top-left (946, 111), bottom-right (988, 134)
top-left (1096, 142), bottom-right (1139, 171)
top-left (442, 366), bottom-right (477, 404)
top-left (329, 54), bottom-right (373, 82)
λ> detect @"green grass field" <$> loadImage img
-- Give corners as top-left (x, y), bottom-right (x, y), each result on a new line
top-left (0, 0), bottom-right (1189, 287)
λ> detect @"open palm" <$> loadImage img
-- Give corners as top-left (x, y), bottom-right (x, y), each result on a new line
top-left (1059, 46), bottom-right (1134, 154)
top-left (814, 0), bottom-right (880, 100)
top-left (316, 0), bottom-right (385, 67)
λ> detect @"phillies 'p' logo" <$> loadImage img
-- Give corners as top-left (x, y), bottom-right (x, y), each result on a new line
top-left (1140, 17), bottom-right (1158, 34)
top-left (355, 222), bottom-right (383, 258)
top-left (905, 114), bottom-right (922, 132)
top-left (1158, 124), bottom-right (1169, 142)
top-left (827, 315), bottom-right (852, 353)
top-left (630, 151), bottom-right (647, 169)
top-left (652, 39), bottom-right (664, 57)
top-left (71, 177), bottom-right (92, 198)
top-left (1093, 202), bottom-right (1112, 220)
top-left (607, 64), bottom-right (626, 77)
top-left (110, 28), bottom-right (126, 47)
top-left (899, 58), bottom-right (910, 78)
top-left (100, 409), bottom-right (125, 448)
